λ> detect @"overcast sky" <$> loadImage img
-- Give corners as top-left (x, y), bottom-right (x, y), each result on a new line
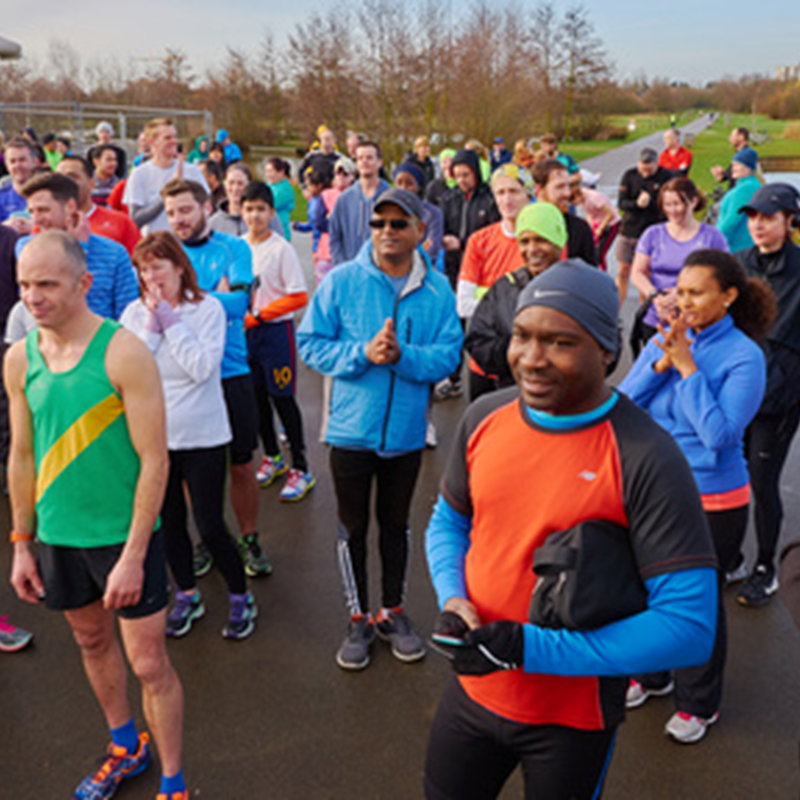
top-left (3, 0), bottom-right (799, 85)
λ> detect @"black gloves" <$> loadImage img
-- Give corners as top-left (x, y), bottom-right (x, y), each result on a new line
top-left (451, 620), bottom-right (524, 676)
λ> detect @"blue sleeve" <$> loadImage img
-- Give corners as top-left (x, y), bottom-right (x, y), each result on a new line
top-left (294, 221), bottom-right (313, 233)
top-left (310, 197), bottom-right (329, 234)
top-left (672, 348), bottom-right (766, 451)
top-left (716, 189), bottom-right (740, 244)
top-left (617, 337), bottom-right (671, 408)
top-left (112, 252), bottom-right (140, 321)
top-left (329, 201), bottom-right (345, 265)
top-left (391, 283), bottom-right (463, 384)
top-left (227, 237), bottom-right (253, 289)
top-left (426, 207), bottom-right (444, 264)
top-left (211, 288), bottom-right (249, 320)
top-left (522, 568), bottom-right (717, 676)
top-left (296, 278), bottom-right (371, 378)
top-left (425, 495), bottom-right (471, 608)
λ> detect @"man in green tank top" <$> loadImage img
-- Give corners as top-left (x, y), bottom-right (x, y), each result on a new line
top-left (5, 231), bottom-right (188, 800)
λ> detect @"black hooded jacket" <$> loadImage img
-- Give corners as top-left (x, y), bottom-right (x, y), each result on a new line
top-left (441, 149), bottom-right (500, 283)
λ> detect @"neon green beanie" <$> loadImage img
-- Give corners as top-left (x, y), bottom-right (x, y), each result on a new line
top-left (516, 201), bottom-right (567, 249)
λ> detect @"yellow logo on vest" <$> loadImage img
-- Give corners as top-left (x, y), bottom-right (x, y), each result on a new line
top-left (37, 393), bottom-right (124, 501)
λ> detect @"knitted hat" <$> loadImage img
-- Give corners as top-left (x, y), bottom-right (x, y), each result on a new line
top-left (393, 162), bottom-right (424, 190)
top-left (515, 261), bottom-right (620, 354)
top-left (515, 202), bottom-right (567, 249)
top-left (732, 147), bottom-right (758, 172)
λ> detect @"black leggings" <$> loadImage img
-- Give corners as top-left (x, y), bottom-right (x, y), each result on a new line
top-left (638, 505), bottom-right (748, 718)
top-left (425, 677), bottom-right (616, 800)
top-left (161, 446), bottom-right (246, 595)
top-left (746, 407), bottom-right (800, 566)
top-left (329, 447), bottom-right (422, 614)
top-left (255, 392), bottom-right (308, 472)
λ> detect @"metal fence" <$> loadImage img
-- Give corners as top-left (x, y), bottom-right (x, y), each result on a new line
top-left (0, 101), bottom-right (212, 156)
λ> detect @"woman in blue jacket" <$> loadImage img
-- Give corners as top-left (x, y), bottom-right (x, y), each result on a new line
top-left (620, 248), bottom-right (776, 744)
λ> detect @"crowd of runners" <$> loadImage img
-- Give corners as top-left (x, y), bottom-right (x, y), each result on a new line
top-left (2, 116), bottom-right (800, 799)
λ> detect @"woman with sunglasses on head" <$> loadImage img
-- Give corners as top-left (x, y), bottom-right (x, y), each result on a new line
top-left (121, 232), bottom-right (256, 641)
top-left (620, 248), bottom-right (776, 744)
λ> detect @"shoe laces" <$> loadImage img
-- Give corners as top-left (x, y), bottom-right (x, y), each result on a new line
top-left (92, 737), bottom-right (142, 782)
top-left (243, 534), bottom-right (262, 557)
top-left (171, 592), bottom-right (197, 617)
top-left (230, 594), bottom-right (252, 623)
top-left (286, 469), bottom-right (306, 487)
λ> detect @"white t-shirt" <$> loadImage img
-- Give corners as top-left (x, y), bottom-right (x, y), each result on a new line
top-left (120, 295), bottom-right (231, 450)
top-left (247, 234), bottom-right (307, 323)
top-left (123, 160), bottom-right (209, 234)
top-left (4, 300), bottom-right (35, 344)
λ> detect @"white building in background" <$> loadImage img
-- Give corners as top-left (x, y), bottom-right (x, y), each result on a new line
top-left (0, 35), bottom-right (21, 59)
top-left (775, 64), bottom-right (800, 82)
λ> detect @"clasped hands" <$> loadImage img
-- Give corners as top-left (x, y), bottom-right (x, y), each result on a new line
top-left (653, 314), bottom-right (697, 378)
top-left (365, 318), bottom-right (401, 365)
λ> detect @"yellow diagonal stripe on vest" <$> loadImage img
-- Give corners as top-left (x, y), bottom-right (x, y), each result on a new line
top-left (37, 393), bottom-right (125, 501)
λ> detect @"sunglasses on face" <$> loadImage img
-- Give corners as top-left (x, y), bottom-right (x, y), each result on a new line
top-left (368, 218), bottom-right (414, 230)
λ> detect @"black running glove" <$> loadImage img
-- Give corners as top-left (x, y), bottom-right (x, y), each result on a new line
top-left (452, 620), bottom-right (524, 676)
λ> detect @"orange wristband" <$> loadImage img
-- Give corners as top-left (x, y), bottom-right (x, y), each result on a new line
top-left (10, 531), bottom-right (34, 543)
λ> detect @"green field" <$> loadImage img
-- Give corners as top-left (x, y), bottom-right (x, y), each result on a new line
top-left (689, 113), bottom-right (800, 194)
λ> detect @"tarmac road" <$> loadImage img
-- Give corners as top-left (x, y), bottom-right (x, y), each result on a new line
top-left (4, 171), bottom-right (800, 799)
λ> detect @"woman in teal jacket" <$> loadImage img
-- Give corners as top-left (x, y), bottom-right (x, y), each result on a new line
top-left (264, 157), bottom-right (295, 241)
top-left (717, 149), bottom-right (761, 251)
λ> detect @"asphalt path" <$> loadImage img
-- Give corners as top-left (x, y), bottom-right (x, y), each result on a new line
top-left (579, 113), bottom-right (718, 194)
top-left (4, 168), bottom-right (800, 798)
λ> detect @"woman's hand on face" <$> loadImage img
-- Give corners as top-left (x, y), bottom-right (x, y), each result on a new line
top-left (144, 284), bottom-right (163, 312)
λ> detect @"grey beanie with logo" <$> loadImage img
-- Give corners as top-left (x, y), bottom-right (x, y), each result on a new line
top-left (514, 260), bottom-right (620, 354)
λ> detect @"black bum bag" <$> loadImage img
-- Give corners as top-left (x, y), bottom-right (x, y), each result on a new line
top-left (529, 519), bottom-right (648, 631)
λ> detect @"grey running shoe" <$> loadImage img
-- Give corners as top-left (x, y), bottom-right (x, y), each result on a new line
top-left (725, 558), bottom-right (747, 586)
top-left (166, 591), bottom-right (205, 638)
top-left (737, 564), bottom-right (778, 607)
top-left (239, 533), bottom-right (273, 578)
top-left (665, 711), bottom-right (719, 744)
top-left (433, 377), bottom-right (462, 401)
top-left (376, 609), bottom-right (426, 663)
top-left (336, 616), bottom-right (376, 670)
top-left (223, 591), bottom-right (258, 640)
top-left (0, 616), bottom-right (33, 653)
top-left (626, 679), bottom-right (675, 709)
top-left (193, 542), bottom-right (213, 578)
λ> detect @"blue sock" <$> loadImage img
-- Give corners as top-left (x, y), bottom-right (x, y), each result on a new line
top-left (110, 718), bottom-right (139, 753)
top-left (160, 769), bottom-right (186, 795)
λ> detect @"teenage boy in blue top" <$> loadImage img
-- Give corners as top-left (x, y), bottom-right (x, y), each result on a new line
top-left (298, 188), bottom-right (462, 671)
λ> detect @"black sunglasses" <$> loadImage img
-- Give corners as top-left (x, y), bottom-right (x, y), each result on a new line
top-left (368, 218), bottom-right (414, 230)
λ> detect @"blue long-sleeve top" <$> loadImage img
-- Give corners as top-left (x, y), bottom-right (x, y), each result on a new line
top-left (619, 313), bottom-right (766, 494)
top-left (329, 180), bottom-right (390, 265)
top-left (426, 495), bottom-right (716, 678)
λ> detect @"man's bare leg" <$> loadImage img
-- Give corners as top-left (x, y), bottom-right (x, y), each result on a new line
top-left (616, 261), bottom-right (632, 306)
top-left (65, 601), bottom-right (131, 729)
top-left (229, 459), bottom-right (259, 535)
top-left (119, 609), bottom-right (184, 777)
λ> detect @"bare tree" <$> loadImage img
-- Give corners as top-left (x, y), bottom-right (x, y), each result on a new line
top-left (527, 1), bottom-right (565, 133)
top-left (561, 5), bottom-right (611, 140)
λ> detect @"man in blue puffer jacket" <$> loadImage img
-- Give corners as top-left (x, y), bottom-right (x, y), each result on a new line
top-left (298, 188), bottom-right (462, 671)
